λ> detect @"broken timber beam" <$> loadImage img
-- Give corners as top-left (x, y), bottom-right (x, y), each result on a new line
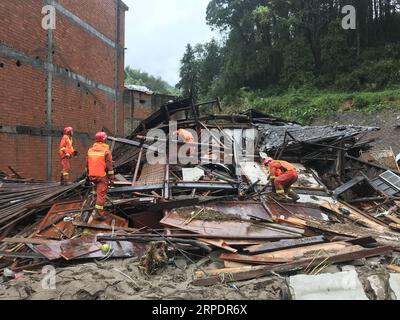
top-left (192, 246), bottom-right (392, 286)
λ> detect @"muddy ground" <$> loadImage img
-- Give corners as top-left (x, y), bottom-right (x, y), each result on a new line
top-left (313, 109), bottom-right (400, 154)
top-left (0, 253), bottom-right (287, 300)
top-left (0, 251), bottom-right (397, 300)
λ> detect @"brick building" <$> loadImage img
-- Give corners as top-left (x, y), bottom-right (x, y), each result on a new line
top-left (0, 0), bottom-right (128, 181)
top-left (123, 85), bottom-right (177, 135)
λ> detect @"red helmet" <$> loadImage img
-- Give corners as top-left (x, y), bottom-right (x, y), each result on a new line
top-left (263, 157), bottom-right (274, 166)
top-left (95, 132), bottom-right (108, 142)
top-left (64, 127), bottom-right (73, 135)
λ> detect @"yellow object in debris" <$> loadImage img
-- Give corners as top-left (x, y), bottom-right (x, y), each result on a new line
top-left (101, 243), bottom-right (112, 253)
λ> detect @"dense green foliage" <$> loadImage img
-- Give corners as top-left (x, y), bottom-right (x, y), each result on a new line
top-left (177, 0), bottom-right (400, 106)
top-left (237, 88), bottom-right (400, 124)
top-left (124, 66), bottom-right (179, 95)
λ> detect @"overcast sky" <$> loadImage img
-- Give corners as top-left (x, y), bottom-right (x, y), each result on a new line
top-left (123, 0), bottom-right (217, 86)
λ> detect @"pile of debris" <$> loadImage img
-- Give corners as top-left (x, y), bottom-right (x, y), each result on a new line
top-left (2, 97), bottom-right (400, 288)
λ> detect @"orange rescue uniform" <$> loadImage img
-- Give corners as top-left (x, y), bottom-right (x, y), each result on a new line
top-left (177, 128), bottom-right (194, 157)
top-left (177, 128), bottom-right (194, 143)
top-left (267, 160), bottom-right (298, 194)
top-left (87, 142), bottom-right (114, 215)
top-left (59, 135), bottom-right (74, 181)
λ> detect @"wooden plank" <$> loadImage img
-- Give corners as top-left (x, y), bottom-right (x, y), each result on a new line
top-left (224, 261), bottom-right (253, 268)
top-left (389, 223), bottom-right (400, 232)
top-left (2, 237), bottom-right (58, 245)
top-left (241, 236), bottom-right (325, 255)
top-left (193, 246), bottom-right (393, 286)
top-left (196, 238), bottom-right (238, 253)
top-left (320, 201), bottom-right (387, 230)
top-left (0, 251), bottom-right (46, 259)
top-left (195, 265), bottom-right (265, 278)
top-left (386, 215), bottom-right (400, 225)
top-left (220, 242), bottom-right (361, 264)
top-left (387, 265), bottom-right (400, 273)
top-left (72, 221), bottom-right (140, 233)
top-left (332, 176), bottom-right (365, 197)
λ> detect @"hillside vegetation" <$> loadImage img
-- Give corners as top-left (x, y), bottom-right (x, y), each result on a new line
top-left (176, 0), bottom-right (400, 121)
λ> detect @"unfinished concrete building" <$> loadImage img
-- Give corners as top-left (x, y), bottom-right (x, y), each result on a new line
top-left (0, 0), bottom-right (128, 180)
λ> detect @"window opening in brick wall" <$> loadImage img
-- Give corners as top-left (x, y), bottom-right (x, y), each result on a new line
top-left (16, 60), bottom-right (21, 67)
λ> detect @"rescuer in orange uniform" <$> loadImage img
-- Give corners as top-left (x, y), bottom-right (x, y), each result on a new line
top-left (263, 157), bottom-right (300, 201)
top-left (87, 132), bottom-right (115, 221)
top-left (59, 127), bottom-right (77, 185)
top-left (176, 128), bottom-right (194, 157)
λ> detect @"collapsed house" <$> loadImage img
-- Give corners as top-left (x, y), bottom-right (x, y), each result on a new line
top-left (1, 97), bottom-right (400, 286)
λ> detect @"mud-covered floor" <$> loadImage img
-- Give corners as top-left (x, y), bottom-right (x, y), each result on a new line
top-left (0, 253), bottom-right (397, 300)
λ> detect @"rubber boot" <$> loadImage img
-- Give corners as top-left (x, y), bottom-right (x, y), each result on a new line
top-left (287, 190), bottom-right (300, 202)
top-left (60, 174), bottom-right (66, 186)
top-left (94, 209), bottom-right (107, 222)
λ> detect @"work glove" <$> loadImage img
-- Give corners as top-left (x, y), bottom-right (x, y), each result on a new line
top-left (65, 153), bottom-right (71, 158)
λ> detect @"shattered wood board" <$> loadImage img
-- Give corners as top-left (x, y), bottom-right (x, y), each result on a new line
top-left (35, 200), bottom-right (84, 239)
top-left (320, 201), bottom-right (388, 232)
top-left (196, 238), bottom-right (238, 253)
top-left (135, 162), bottom-right (166, 186)
top-left (182, 168), bottom-right (205, 181)
top-left (241, 236), bottom-right (325, 255)
top-left (220, 242), bottom-right (362, 264)
top-left (239, 161), bottom-right (269, 185)
top-left (160, 211), bottom-right (300, 240)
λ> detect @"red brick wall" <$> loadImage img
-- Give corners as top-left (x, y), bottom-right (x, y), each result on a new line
top-left (0, 56), bottom-right (47, 127)
top-left (0, 0), bottom-right (126, 181)
top-left (53, 14), bottom-right (116, 88)
top-left (0, 133), bottom-right (48, 180)
top-left (59, 0), bottom-right (117, 41)
top-left (0, 0), bottom-right (47, 59)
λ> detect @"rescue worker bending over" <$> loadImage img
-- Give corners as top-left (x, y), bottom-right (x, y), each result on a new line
top-left (87, 132), bottom-right (115, 221)
top-left (263, 157), bottom-right (300, 201)
top-left (176, 128), bottom-right (194, 157)
top-left (59, 127), bottom-right (78, 185)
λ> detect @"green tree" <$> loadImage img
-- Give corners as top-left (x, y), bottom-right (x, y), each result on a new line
top-left (124, 66), bottom-right (179, 95)
top-left (176, 44), bottom-right (201, 101)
